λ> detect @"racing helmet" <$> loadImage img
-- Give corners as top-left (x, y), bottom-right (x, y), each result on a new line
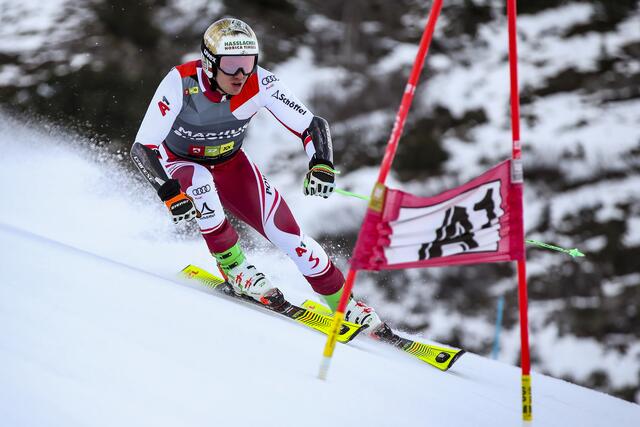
top-left (201, 18), bottom-right (260, 79)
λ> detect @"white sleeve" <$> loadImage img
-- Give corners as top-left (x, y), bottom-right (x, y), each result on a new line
top-left (256, 67), bottom-right (313, 138)
top-left (134, 69), bottom-right (184, 147)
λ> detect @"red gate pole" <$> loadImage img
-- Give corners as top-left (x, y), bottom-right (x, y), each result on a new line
top-left (506, 0), bottom-right (532, 421)
top-left (318, 0), bottom-right (445, 380)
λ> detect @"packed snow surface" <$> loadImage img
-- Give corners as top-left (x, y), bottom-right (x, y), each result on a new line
top-left (1, 116), bottom-right (639, 426)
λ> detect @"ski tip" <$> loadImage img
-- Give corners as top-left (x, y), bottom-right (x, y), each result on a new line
top-left (180, 264), bottom-right (197, 274)
top-left (445, 349), bottom-right (466, 371)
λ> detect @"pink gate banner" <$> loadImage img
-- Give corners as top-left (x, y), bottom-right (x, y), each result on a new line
top-left (350, 159), bottom-right (524, 270)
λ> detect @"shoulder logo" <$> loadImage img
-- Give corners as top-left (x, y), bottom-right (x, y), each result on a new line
top-left (261, 75), bottom-right (278, 86)
top-left (158, 96), bottom-right (171, 116)
top-left (271, 90), bottom-right (307, 115)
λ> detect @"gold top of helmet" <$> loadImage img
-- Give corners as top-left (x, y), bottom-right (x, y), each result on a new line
top-left (203, 18), bottom-right (259, 56)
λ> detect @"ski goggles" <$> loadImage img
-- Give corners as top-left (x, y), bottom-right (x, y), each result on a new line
top-left (216, 55), bottom-right (258, 76)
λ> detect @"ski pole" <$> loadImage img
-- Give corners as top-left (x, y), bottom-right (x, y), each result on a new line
top-left (334, 188), bottom-right (370, 200)
top-left (525, 239), bottom-right (584, 257)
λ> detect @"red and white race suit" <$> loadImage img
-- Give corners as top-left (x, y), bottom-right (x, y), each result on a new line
top-left (134, 60), bottom-right (343, 295)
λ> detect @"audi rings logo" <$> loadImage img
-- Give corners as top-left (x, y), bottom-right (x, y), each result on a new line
top-left (261, 75), bottom-right (279, 86)
top-left (192, 185), bottom-right (211, 196)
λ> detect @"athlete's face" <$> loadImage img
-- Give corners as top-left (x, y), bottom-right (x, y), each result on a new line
top-left (215, 69), bottom-right (249, 95)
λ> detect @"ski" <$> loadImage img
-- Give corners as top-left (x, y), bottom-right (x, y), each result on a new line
top-left (179, 265), bottom-right (364, 343)
top-left (179, 265), bottom-right (464, 370)
top-left (301, 300), bottom-right (465, 371)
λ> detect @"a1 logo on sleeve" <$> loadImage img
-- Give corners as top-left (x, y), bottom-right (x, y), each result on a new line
top-left (158, 96), bottom-right (171, 116)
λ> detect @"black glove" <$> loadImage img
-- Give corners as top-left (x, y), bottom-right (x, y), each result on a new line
top-left (303, 158), bottom-right (337, 199)
top-left (157, 179), bottom-right (199, 224)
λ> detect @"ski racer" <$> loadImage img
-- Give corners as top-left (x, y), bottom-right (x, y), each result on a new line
top-left (130, 17), bottom-right (384, 334)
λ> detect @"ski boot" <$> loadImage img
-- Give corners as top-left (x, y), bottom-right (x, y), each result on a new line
top-left (214, 243), bottom-right (284, 308)
top-left (345, 298), bottom-right (384, 335)
top-left (321, 286), bottom-right (384, 335)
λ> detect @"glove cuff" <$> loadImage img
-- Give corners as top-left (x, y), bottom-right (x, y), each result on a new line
top-left (157, 179), bottom-right (182, 201)
top-left (309, 156), bottom-right (334, 170)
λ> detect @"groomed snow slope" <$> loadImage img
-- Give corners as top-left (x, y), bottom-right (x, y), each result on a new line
top-left (1, 116), bottom-right (639, 426)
